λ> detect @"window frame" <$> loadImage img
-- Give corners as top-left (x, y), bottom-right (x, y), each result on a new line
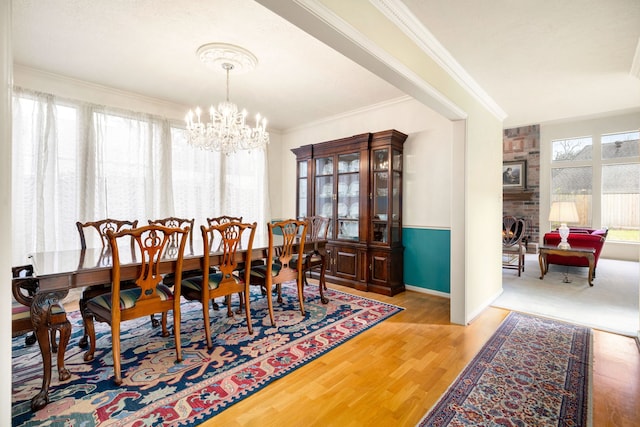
top-left (549, 129), bottom-right (639, 243)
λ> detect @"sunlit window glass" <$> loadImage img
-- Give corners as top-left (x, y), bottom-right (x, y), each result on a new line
top-left (551, 166), bottom-right (592, 226)
top-left (552, 136), bottom-right (592, 161)
top-left (601, 131), bottom-right (639, 160)
top-left (602, 164), bottom-right (640, 242)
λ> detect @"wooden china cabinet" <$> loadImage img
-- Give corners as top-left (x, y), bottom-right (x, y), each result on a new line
top-left (291, 129), bottom-right (407, 296)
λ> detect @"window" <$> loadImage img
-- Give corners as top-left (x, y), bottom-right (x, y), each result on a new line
top-left (550, 131), bottom-right (639, 243)
top-left (550, 137), bottom-right (593, 227)
top-left (12, 88), bottom-right (270, 263)
top-left (600, 131), bottom-right (640, 242)
top-left (171, 127), bottom-right (222, 226)
top-left (552, 136), bottom-right (592, 161)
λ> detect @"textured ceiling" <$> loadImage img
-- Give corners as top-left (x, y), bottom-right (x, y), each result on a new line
top-left (11, 0), bottom-right (640, 130)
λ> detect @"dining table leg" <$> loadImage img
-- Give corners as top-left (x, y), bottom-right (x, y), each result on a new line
top-left (30, 290), bottom-right (71, 411)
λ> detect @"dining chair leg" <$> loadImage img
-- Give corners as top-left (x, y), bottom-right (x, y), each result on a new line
top-left (173, 307), bottom-right (182, 363)
top-left (234, 292), bottom-right (244, 314)
top-left (112, 322), bottom-right (122, 385)
top-left (150, 314), bottom-right (160, 327)
top-left (244, 290), bottom-right (253, 335)
top-left (203, 302), bottom-right (213, 349)
top-left (225, 295), bottom-right (233, 317)
top-left (83, 315), bottom-right (97, 362)
top-left (160, 312), bottom-right (169, 337)
top-left (296, 275), bottom-right (306, 316)
top-left (266, 284), bottom-right (276, 326)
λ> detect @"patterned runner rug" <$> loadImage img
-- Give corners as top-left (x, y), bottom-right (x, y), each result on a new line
top-left (417, 312), bottom-right (592, 427)
top-left (12, 283), bottom-right (402, 426)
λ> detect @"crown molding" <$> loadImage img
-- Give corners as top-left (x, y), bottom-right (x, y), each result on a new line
top-left (283, 95), bottom-right (414, 134)
top-left (13, 64), bottom-right (189, 119)
top-left (370, 0), bottom-right (507, 121)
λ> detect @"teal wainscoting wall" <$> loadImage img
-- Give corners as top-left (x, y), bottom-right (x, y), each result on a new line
top-left (403, 227), bottom-right (450, 293)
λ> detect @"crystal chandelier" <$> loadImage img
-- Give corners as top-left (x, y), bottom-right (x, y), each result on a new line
top-left (185, 43), bottom-right (269, 154)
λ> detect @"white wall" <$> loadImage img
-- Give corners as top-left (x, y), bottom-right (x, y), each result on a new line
top-left (271, 97), bottom-right (453, 228)
top-left (540, 111), bottom-right (640, 262)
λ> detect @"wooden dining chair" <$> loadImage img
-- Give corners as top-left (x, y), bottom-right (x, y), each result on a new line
top-left (148, 217), bottom-right (196, 326)
top-left (148, 216), bottom-right (197, 290)
top-left (182, 221), bottom-right (257, 349)
top-left (206, 216), bottom-right (246, 311)
top-left (76, 219), bottom-right (139, 347)
top-left (502, 216), bottom-right (527, 276)
top-left (83, 223), bottom-right (190, 385)
top-left (248, 219), bottom-right (308, 326)
top-left (148, 217), bottom-right (195, 255)
top-left (299, 215), bottom-right (330, 291)
top-left (207, 216), bottom-right (243, 252)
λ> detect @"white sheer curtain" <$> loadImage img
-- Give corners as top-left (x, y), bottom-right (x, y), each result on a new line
top-left (171, 128), bottom-right (271, 236)
top-left (80, 108), bottom-right (174, 223)
top-left (12, 87), bottom-right (271, 264)
top-left (12, 90), bottom-right (78, 264)
top-left (221, 148), bottom-right (271, 237)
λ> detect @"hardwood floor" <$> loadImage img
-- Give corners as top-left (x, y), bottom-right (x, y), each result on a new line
top-left (202, 282), bottom-right (640, 427)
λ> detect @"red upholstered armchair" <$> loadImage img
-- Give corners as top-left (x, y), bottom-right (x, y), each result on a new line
top-left (543, 228), bottom-right (608, 277)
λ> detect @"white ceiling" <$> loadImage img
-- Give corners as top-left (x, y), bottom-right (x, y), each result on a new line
top-left (11, 0), bottom-right (640, 131)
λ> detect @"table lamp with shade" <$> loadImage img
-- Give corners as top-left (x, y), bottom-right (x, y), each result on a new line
top-left (548, 201), bottom-right (579, 249)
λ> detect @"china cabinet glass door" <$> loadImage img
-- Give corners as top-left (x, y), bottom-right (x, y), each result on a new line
top-left (315, 157), bottom-right (334, 232)
top-left (297, 160), bottom-right (308, 218)
top-left (336, 153), bottom-right (359, 241)
top-left (372, 148), bottom-right (389, 244)
top-left (390, 149), bottom-right (402, 243)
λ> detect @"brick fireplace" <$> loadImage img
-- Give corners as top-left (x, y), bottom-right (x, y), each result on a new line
top-left (503, 125), bottom-right (540, 252)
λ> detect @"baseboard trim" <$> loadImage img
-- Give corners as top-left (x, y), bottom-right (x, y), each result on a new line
top-left (405, 284), bottom-right (449, 299)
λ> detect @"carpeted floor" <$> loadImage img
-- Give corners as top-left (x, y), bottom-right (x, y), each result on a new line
top-left (12, 283), bottom-right (402, 426)
top-left (416, 312), bottom-right (592, 427)
top-left (495, 254), bottom-right (639, 336)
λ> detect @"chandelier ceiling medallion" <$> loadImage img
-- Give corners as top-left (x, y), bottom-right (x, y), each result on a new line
top-left (185, 43), bottom-right (269, 154)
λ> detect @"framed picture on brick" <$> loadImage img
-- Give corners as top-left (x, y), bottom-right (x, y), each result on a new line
top-left (503, 160), bottom-right (526, 189)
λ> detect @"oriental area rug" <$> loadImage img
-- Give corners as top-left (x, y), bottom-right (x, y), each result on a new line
top-left (416, 312), bottom-right (592, 427)
top-left (12, 283), bottom-right (402, 426)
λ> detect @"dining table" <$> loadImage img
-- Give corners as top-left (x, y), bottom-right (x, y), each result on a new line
top-left (18, 232), bottom-right (327, 411)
